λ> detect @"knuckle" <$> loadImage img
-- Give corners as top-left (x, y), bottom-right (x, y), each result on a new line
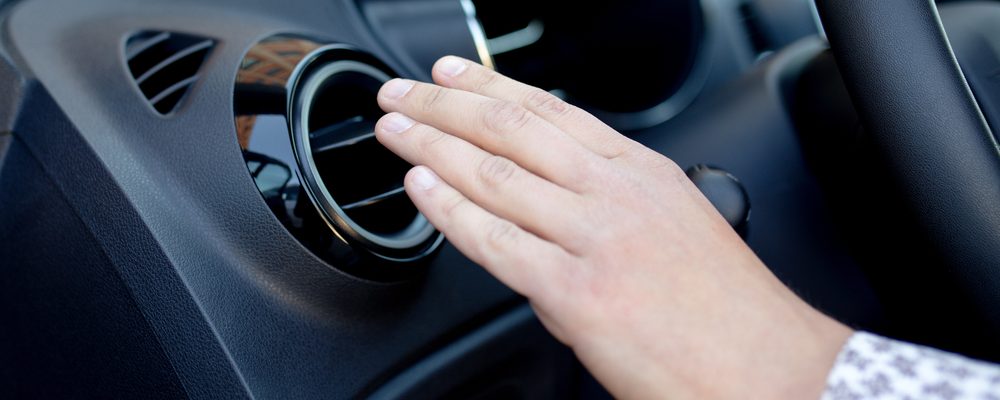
top-left (420, 85), bottom-right (448, 112)
top-left (417, 127), bottom-right (449, 154)
top-left (441, 195), bottom-right (468, 220)
top-left (483, 100), bottom-right (532, 135)
top-left (472, 69), bottom-right (502, 92)
top-left (664, 159), bottom-right (685, 178)
top-left (484, 219), bottom-right (519, 251)
top-left (476, 155), bottom-right (518, 188)
top-left (617, 147), bottom-right (684, 178)
top-left (524, 89), bottom-right (569, 117)
top-left (566, 156), bottom-right (606, 189)
top-left (607, 142), bottom-right (637, 161)
top-left (649, 154), bottom-right (684, 178)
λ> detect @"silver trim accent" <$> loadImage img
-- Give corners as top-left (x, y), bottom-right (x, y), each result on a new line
top-left (808, 0), bottom-right (827, 40)
top-left (487, 19), bottom-right (545, 55)
top-left (459, 0), bottom-right (495, 69)
top-left (341, 187), bottom-right (406, 211)
top-left (312, 131), bottom-right (376, 153)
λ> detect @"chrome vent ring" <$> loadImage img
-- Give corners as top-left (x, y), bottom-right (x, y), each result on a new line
top-left (234, 36), bottom-right (442, 280)
top-left (289, 53), bottom-right (441, 261)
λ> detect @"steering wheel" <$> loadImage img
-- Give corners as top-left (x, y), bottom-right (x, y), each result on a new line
top-left (815, 1), bottom-right (1000, 341)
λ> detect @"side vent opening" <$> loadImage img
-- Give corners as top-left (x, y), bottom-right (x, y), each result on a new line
top-left (125, 31), bottom-right (215, 114)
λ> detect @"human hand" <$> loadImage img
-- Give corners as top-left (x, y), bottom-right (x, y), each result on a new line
top-left (375, 56), bottom-right (852, 399)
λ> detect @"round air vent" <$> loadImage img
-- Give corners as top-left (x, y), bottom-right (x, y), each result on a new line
top-left (234, 35), bottom-right (442, 280)
top-left (289, 50), bottom-right (441, 259)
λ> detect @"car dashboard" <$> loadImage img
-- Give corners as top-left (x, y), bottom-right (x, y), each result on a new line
top-left (0, 0), bottom-right (892, 398)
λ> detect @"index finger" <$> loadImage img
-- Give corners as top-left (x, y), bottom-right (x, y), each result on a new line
top-left (377, 78), bottom-right (606, 193)
top-left (430, 56), bottom-right (641, 160)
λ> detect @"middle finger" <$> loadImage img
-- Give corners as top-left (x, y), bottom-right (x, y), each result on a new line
top-left (375, 112), bottom-right (592, 250)
top-left (377, 78), bottom-right (607, 193)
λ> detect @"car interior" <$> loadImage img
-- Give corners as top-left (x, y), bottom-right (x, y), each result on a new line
top-left (0, 0), bottom-right (998, 398)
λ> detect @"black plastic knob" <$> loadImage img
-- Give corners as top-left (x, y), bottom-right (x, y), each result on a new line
top-left (686, 165), bottom-right (750, 237)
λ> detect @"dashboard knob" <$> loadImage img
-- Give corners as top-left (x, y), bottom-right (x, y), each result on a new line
top-left (686, 165), bottom-right (750, 237)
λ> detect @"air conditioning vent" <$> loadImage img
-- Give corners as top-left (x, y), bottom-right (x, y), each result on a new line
top-left (290, 54), bottom-right (440, 261)
top-left (234, 38), bottom-right (442, 280)
top-left (125, 31), bottom-right (215, 114)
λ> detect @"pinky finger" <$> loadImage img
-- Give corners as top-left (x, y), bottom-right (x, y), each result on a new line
top-left (404, 165), bottom-right (574, 298)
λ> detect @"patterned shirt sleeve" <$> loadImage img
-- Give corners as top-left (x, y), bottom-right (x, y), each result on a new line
top-left (822, 331), bottom-right (1000, 400)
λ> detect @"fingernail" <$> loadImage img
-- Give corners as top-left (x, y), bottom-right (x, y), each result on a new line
top-left (411, 166), bottom-right (438, 191)
top-left (437, 57), bottom-right (467, 77)
top-left (381, 79), bottom-right (414, 99)
top-left (380, 113), bottom-right (415, 134)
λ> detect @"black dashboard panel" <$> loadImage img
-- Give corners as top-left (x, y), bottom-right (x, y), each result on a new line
top-left (0, 131), bottom-right (194, 399)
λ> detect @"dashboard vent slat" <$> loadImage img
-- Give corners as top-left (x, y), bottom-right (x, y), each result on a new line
top-left (125, 31), bottom-right (170, 60)
top-left (292, 53), bottom-right (440, 251)
top-left (340, 187), bottom-right (407, 211)
top-left (125, 31), bottom-right (215, 114)
top-left (235, 38), bottom-right (443, 277)
top-left (147, 75), bottom-right (201, 107)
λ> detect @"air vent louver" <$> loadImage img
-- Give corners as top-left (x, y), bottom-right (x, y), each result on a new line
top-left (234, 39), bottom-right (442, 280)
top-left (125, 31), bottom-right (215, 114)
top-left (290, 55), bottom-right (439, 261)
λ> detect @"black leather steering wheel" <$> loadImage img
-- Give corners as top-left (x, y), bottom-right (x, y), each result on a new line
top-left (815, 1), bottom-right (1000, 339)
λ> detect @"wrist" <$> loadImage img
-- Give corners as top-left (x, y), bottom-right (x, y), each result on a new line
top-left (566, 275), bottom-right (854, 400)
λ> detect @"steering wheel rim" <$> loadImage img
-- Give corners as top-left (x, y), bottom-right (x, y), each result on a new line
top-left (814, 1), bottom-right (1000, 341)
